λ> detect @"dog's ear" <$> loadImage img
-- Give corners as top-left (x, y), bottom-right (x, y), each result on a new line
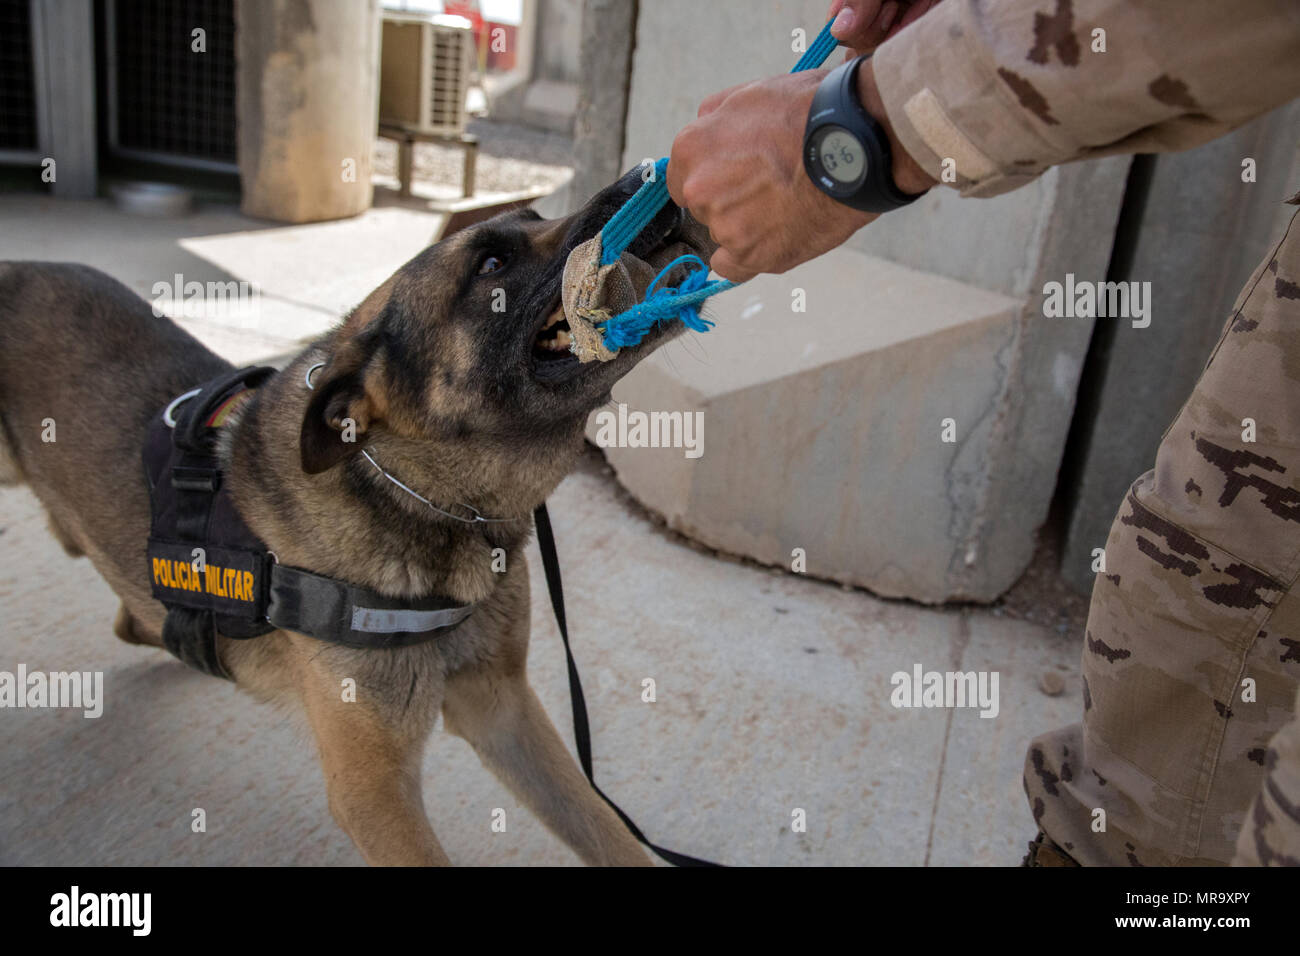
top-left (299, 330), bottom-right (386, 475)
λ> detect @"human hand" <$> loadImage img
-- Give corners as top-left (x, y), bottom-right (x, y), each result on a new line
top-left (828, 0), bottom-right (942, 56)
top-left (667, 70), bottom-right (876, 281)
top-left (667, 60), bottom-right (935, 281)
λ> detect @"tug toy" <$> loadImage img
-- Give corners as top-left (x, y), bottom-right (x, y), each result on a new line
top-left (562, 18), bottom-right (840, 362)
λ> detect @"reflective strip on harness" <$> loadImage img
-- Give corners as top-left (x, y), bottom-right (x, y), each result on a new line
top-left (351, 605), bottom-right (472, 634)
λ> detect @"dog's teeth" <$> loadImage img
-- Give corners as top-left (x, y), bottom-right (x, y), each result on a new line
top-left (543, 307), bottom-right (565, 330)
top-left (541, 330), bottom-right (572, 352)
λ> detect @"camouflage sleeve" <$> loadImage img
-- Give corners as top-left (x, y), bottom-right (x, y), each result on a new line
top-left (1234, 685), bottom-right (1300, 867)
top-left (871, 0), bottom-right (1300, 197)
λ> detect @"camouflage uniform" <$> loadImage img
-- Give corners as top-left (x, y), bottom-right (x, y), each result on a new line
top-left (870, 0), bottom-right (1300, 864)
top-left (1237, 683), bottom-right (1300, 865)
top-left (1026, 205), bottom-right (1300, 866)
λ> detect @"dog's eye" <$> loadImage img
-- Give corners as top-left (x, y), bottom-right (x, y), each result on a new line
top-left (476, 254), bottom-right (506, 276)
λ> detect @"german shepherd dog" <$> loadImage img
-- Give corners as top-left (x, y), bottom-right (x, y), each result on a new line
top-left (0, 169), bottom-right (709, 865)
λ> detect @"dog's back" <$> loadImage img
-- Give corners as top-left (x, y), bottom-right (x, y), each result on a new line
top-left (0, 261), bottom-right (230, 610)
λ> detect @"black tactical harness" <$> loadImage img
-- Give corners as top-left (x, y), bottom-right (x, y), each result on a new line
top-left (144, 366), bottom-right (474, 679)
top-left (143, 364), bottom-right (721, 866)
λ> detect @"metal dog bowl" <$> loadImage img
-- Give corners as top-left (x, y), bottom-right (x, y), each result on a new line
top-left (110, 181), bottom-right (194, 217)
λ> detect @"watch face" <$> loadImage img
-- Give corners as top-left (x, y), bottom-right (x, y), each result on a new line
top-left (814, 125), bottom-right (868, 189)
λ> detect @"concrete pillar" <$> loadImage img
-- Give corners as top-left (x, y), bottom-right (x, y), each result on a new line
top-left (236, 0), bottom-right (381, 223)
top-left (514, 0), bottom-right (583, 133)
top-left (566, 0), bottom-right (637, 214)
top-left (535, 0), bottom-right (584, 85)
top-left (36, 0), bottom-right (97, 199)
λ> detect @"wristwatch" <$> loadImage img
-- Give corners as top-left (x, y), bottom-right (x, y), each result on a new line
top-left (803, 55), bottom-right (923, 213)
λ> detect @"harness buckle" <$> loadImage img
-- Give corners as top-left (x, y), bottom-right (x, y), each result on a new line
top-left (172, 465), bottom-right (220, 493)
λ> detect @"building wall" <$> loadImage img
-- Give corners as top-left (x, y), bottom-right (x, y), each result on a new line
top-left (535, 0), bottom-right (582, 85)
top-left (617, 0), bottom-right (1065, 300)
top-left (1060, 102), bottom-right (1300, 593)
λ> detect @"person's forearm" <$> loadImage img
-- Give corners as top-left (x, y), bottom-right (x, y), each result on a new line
top-left (870, 0), bottom-right (1300, 197)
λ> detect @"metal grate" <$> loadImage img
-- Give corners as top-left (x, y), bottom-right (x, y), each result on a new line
top-left (0, 0), bottom-right (37, 151)
top-left (430, 25), bottom-right (468, 133)
top-left (111, 0), bottom-right (236, 165)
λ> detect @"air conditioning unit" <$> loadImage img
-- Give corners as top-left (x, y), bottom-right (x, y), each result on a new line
top-left (379, 13), bottom-right (475, 137)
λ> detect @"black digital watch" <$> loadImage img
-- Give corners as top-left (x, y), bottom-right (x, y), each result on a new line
top-left (803, 55), bottom-right (923, 213)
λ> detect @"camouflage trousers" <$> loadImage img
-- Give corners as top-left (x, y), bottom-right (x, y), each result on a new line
top-left (1024, 201), bottom-right (1300, 866)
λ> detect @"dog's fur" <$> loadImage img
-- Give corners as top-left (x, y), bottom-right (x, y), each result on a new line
top-left (0, 170), bottom-right (708, 865)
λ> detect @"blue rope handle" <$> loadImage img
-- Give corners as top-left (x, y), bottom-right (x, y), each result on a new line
top-left (600, 255), bottom-right (736, 350)
top-left (791, 16), bottom-right (841, 72)
top-left (593, 18), bottom-right (839, 348)
top-left (600, 158), bottom-right (670, 267)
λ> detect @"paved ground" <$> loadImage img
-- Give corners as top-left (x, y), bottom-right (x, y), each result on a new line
top-left (0, 185), bottom-right (1085, 866)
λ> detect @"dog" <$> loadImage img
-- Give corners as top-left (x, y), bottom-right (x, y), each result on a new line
top-left (0, 168), bottom-right (710, 865)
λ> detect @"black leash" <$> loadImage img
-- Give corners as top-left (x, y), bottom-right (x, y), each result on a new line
top-left (532, 503), bottom-right (722, 867)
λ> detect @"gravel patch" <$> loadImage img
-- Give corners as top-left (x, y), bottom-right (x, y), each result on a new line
top-left (374, 118), bottom-right (575, 195)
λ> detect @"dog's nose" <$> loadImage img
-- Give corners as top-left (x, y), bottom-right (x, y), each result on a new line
top-left (568, 164), bottom-right (690, 261)
top-left (610, 165), bottom-right (653, 203)
top-left (585, 165), bottom-right (666, 217)
top-left (625, 201), bottom-right (683, 258)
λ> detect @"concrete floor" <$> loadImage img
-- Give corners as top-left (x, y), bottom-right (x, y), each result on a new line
top-left (0, 191), bottom-right (454, 362)
top-left (0, 192), bottom-right (1083, 865)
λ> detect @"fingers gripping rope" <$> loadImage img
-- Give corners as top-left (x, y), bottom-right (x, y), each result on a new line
top-left (579, 18), bottom-right (839, 357)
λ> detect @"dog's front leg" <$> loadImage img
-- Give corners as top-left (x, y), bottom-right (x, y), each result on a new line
top-left (299, 659), bottom-right (450, 866)
top-left (442, 666), bottom-right (652, 866)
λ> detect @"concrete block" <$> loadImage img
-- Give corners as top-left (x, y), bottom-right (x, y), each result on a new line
top-left (588, 247), bottom-right (1027, 603)
top-left (610, 0), bottom-right (1132, 604)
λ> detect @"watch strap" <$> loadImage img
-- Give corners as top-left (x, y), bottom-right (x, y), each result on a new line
top-left (805, 55), bottom-right (923, 213)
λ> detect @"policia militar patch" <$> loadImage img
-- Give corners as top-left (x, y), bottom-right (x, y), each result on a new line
top-left (148, 542), bottom-right (265, 618)
top-left (143, 366), bottom-right (474, 679)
